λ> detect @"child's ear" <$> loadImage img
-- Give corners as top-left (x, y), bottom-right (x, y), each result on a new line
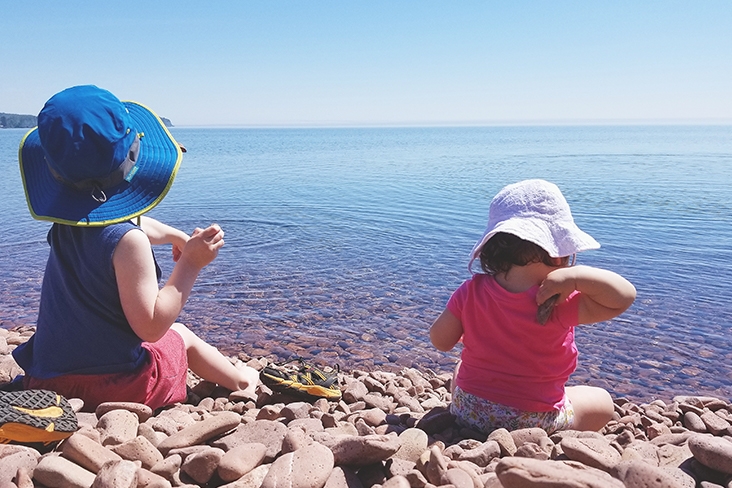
top-left (551, 256), bottom-right (570, 267)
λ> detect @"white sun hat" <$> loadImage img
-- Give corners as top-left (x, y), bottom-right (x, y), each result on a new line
top-left (469, 179), bottom-right (600, 271)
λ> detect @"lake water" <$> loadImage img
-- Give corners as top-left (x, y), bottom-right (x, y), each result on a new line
top-left (1, 125), bottom-right (731, 403)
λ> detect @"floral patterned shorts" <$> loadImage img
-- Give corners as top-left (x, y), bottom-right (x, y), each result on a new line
top-left (450, 385), bottom-right (575, 435)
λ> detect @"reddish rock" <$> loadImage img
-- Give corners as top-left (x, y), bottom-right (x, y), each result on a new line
top-left (260, 442), bottom-right (334, 488)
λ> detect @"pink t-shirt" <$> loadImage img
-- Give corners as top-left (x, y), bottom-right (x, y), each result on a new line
top-left (447, 273), bottom-right (580, 412)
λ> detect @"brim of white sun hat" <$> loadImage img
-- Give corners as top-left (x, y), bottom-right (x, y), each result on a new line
top-left (468, 179), bottom-right (600, 271)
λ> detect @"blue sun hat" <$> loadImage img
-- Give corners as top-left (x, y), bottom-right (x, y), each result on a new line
top-left (468, 179), bottom-right (600, 271)
top-left (19, 85), bottom-right (183, 226)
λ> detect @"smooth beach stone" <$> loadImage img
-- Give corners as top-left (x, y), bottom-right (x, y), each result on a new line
top-left (560, 437), bottom-right (622, 472)
top-left (495, 457), bottom-right (625, 488)
top-left (109, 435), bottom-right (163, 469)
top-left (95, 402), bottom-right (153, 423)
top-left (180, 447), bottom-right (225, 485)
top-left (288, 417), bottom-right (325, 434)
top-left (687, 434), bottom-right (732, 474)
top-left (323, 466), bottom-right (363, 488)
top-left (281, 402), bottom-right (311, 421)
top-left (387, 457), bottom-right (417, 478)
top-left (212, 419), bottom-right (287, 462)
top-left (457, 440), bottom-right (501, 467)
top-left (0, 449), bottom-right (39, 485)
top-left (62, 433), bottom-right (123, 473)
top-left (656, 443), bottom-right (693, 467)
top-left (613, 460), bottom-right (686, 488)
top-left (34, 455), bottom-right (96, 488)
top-left (90, 460), bottom-right (138, 488)
top-left (700, 411), bottom-right (731, 435)
top-left (150, 454), bottom-right (182, 481)
top-left (218, 443), bottom-right (268, 482)
top-left (328, 433), bottom-right (402, 467)
top-left (134, 468), bottom-right (172, 488)
top-left (157, 411), bottom-right (241, 455)
top-left (359, 407), bottom-right (387, 427)
top-left (414, 406), bottom-right (455, 435)
top-left (441, 468), bottom-right (474, 488)
top-left (424, 445), bottom-right (449, 485)
top-left (511, 427), bottom-right (549, 448)
top-left (488, 428), bottom-right (518, 456)
top-left (282, 425), bottom-right (314, 453)
top-left (260, 442), bottom-right (335, 488)
top-left (218, 464), bottom-right (271, 488)
top-left (257, 404), bottom-right (283, 420)
top-left (15, 466), bottom-right (34, 488)
top-left (393, 427), bottom-right (429, 463)
top-left (683, 411), bottom-right (709, 432)
top-left (98, 410), bottom-right (139, 446)
top-left (381, 475), bottom-right (411, 488)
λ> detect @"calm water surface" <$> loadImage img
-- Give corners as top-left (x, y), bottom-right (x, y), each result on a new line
top-left (1, 126), bottom-right (731, 403)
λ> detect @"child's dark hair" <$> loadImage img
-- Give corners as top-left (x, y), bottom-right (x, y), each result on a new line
top-left (479, 232), bottom-right (568, 274)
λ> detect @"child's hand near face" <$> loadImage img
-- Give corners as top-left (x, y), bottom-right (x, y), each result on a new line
top-left (538, 265), bottom-right (636, 325)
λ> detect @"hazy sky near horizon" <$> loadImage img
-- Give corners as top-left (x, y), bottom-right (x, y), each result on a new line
top-left (2, 1), bottom-right (731, 127)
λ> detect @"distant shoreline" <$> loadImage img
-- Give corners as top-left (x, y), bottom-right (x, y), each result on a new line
top-left (0, 112), bottom-right (173, 129)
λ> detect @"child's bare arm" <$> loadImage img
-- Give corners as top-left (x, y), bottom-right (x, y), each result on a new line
top-left (114, 224), bottom-right (225, 342)
top-left (430, 309), bottom-right (464, 351)
top-left (139, 216), bottom-right (189, 261)
top-left (537, 265), bottom-right (636, 324)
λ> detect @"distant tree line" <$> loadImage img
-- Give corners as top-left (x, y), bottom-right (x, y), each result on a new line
top-left (0, 113), bottom-right (37, 128)
top-left (1, 113), bottom-right (173, 128)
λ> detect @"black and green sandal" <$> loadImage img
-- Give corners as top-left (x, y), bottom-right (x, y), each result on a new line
top-left (260, 359), bottom-right (341, 401)
top-left (0, 390), bottom-right (78, 446)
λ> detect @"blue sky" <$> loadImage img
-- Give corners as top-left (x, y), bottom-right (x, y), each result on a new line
top-left (2, 1), bottom-right (731, 126)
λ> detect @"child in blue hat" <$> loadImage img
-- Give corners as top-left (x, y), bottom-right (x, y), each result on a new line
top-left (12, 85), bottom-right (259, 411)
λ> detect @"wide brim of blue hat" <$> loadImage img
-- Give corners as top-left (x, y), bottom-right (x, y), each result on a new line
top-left (19, 101), bottom-right (182, 226)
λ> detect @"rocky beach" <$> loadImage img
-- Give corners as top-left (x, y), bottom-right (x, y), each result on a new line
top-left (1, 325), bottom-right (732, 488)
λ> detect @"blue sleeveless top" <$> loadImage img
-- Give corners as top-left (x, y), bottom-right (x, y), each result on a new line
top-left (13, 222), bottom-right (162, 379)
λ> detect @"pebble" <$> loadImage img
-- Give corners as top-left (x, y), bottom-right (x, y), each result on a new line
top-left (2, 325), bottom-right (732, 487)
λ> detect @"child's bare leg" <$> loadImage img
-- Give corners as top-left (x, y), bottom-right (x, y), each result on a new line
top-left (172, 323), bottom-right (259, 396)
top-left (565, 385), bottom-right (614, 431)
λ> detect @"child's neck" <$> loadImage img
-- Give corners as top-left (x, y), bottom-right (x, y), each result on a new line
top-left (495, 262), bottom-right (553, 293)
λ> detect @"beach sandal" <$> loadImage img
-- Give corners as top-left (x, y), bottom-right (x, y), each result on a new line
top-left (260, 359), bottom-right (342, 401)
top-left (0, 389), bottom-right (78, 446)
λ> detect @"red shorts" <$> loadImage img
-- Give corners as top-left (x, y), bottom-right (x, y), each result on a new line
top-left (24, 329), bottom-right (189, 412)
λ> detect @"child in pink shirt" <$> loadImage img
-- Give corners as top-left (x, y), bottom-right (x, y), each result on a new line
top-left (430, 179), bottom-right (636, 434)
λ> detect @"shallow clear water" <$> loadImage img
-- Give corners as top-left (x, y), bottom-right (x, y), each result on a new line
top-left (1, 125), bottom-right (731, 402)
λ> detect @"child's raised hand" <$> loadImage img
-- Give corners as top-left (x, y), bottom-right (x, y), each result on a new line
top-left (180, 224), bottom-right (225, 269)
top-left (536, 267), bottom-right (577, 306)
